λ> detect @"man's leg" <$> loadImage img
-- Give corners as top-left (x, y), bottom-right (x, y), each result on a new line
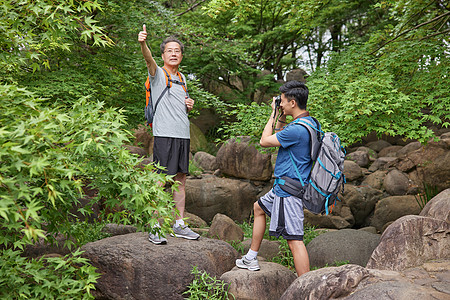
top-left (173, 172), bottom-right (186, 219)
top-left (250, 201), bottom-right (266, 252)
top-left (171, 172), bottom-right (199, 240)
top-left (236, 201), bottom-right (266, 271)
top-left (287, 240), bottom-right (310, 276)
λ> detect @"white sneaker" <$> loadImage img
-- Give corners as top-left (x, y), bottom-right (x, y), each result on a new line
top-left (236, 256), bottom-right (260, 271)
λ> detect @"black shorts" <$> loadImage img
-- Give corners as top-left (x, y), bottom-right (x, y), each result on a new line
top-left (153, 136), bottom-right (190, 175)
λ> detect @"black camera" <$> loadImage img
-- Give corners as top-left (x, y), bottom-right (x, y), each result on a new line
top-left (275, 95), bottom-right (281, 108)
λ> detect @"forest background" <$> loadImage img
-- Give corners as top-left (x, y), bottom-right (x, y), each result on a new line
top-left (1, 0), bottom-right (449, 298)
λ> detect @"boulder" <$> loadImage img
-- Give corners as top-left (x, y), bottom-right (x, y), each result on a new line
top-left (184, 211), bottom-right (208, 228)
top-left (306, 229), bottom-right (380, 268)
top-left (221, 263), bottom-right (297, 300)
top-left (133, 124), bottom-right (153, 155)
top-left (240, 239), bottom-right (281, 261)
top-left (368, 157), bottom-right (397, 172)
top-left (343, 160), bottom-right (363, 182)
top-left (361, 170), bottom-right (386, 190)
top-left (190, 122), bottom-right (208, 153)
top-left (304, 209), bottom-right (352, 229)
top-left (383, 169), bottom-right (410, 195)
top-left (378, 145), bottom-right (403, 157)
top-left (81, 233), bottom-right (239, 300)
top-left (346, 150), bottom-right (370, 167)
top-left (386, 142), bottom-right (450, 192)
top-left (370, 195), bottom-right (421, 231)
top-left (102, 223), bottom-right (137, 236)
top-left (342, 185), bottom-right (384, 227)
top-left (185, 175), bottom-right (260, 223)
top-left (367, 215), bottom-right (450, 271)
top-left (367, 140), bottom-right (392, 152)
top-left (208, 213), bottom-right (244, 242)
top-left (193, 151), bottom-right (217, 171)
top-left (124, 145), bottom-right (147, 158)
top-left (397, 141), bottom-right (423, 157)
top-left (216, 137), bottom-right (273, 181)
top-left (285, 69), bottom-right (308, 83)
top-left (281, 261), bottom-right (450, 300)
top-left (356, 146), bottom-right (378, 161)
top-left (419, 188), bottom-right (450, 222)
top-left (280, 264), bottom-right (370, 299)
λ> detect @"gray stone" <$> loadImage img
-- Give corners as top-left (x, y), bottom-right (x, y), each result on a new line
top-left (185, 176), bottom-right (260, 223)
top-left (304, 209), bottom-right (352, 229)
top-left (367, 140), bottom-right (392, 152)
top-left (208, 213), bottom-right (244, 242)
top-left (81, 233), bottom-right (239, 300)
top-left (384, 169), bottom-right (410, 195)
top-left (193, 151), bottom-right (217, 171)
top-left (420, 188), bottom-right (450, 223)
top-left (356, 146), bottom-right (378, 161)
top-left (361, 170), bottom-right (386, 190)
top-left (342, 185), bottom-right (383, 227)
top-left (216, 137), bottom-right (273, 181)
top-left (307, 229), bottom-right (380, 268)
top-left (347, 150), bottom-right (370, 167)
top-left (343, 160), bottom-right (363, 182)
top-left (368, 157), bottom-right (397, 172)
top-left (397, 141), bottom-right (423, 156)
top-left (378, 145), bottom-right (403, 157)
top-left (124, 145), bottom-right (147, 158)
top-left (280, 264), bottom-right (370, 300)
top-left (367, 215), bottom-right (450, 271)
top-left (240, 239), bottom-right (281, 261)
top-left (370, 195), bottom-right (421, 231)
top-left (102, 223), bottom-right (137, 236)
top-left (221, 263), bottom-right (297, 300)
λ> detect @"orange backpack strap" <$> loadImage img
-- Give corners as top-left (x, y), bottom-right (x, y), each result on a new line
top-left (161, 67), bottom-right (172, 88)
top-left (176, 71), bottom-right (189, 97)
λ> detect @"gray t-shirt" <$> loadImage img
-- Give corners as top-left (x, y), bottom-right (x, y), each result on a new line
top-left (149, 66), bottom-right (190, 139)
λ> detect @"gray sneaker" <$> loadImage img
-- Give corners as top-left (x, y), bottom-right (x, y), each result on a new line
top-left (236, 256), bottom-right (260, 271)
top-left (171, 224), bottom-right (200, 240)
top-left (148, 231), bottom-right (167, 245)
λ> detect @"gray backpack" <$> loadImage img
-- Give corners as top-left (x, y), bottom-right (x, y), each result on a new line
top-left (278, 117), bottom-right (346, 215)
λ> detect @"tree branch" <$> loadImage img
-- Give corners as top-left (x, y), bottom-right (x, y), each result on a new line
top-left (419, 28), bottom-right (450, 40)
top-left (369, 11), bottom-right (450, 55)
top-left (175, 0), bottom-right (206, 17)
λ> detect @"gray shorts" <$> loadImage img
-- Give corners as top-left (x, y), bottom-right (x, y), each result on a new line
top-left (258, 188), bottom-right (304, 240)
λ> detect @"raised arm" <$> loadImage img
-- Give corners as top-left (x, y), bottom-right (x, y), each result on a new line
top-left (138, 24), bottom-right (157, 76)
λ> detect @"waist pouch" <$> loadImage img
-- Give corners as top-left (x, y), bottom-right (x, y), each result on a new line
top-left (278, 176), bottom-right (305, 198)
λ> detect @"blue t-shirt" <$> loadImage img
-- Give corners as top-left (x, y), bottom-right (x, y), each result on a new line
top-left (273, 117), bottom-right (314, 197)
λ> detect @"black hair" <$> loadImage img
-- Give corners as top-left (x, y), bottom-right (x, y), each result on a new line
top-left (279, 81), bottom-right (309, 110)
top-left (160, 37), bottom-right (184, 54)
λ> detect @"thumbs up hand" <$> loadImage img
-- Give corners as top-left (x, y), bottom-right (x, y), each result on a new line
top-left (138, 24), bottom-right (147, 43)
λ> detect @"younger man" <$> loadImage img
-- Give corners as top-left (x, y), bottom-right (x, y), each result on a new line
top-left (236, 81), bottom-right (313, 276)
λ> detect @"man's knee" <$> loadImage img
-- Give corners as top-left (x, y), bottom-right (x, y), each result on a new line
top-left (253, 201), bottom-right (265, 216)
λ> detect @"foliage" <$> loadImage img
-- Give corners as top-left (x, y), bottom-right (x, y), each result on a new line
top-left (70, 221), bottom-right (112, 247)
top-left (0, 0), bottom-right (112, 75)
top-left (0, 248), bottom-right (99, 299)
top-left (414, 182), bottom-right (439, 210)
top-left (189, 159), bottom-right (204, 177)
top-left (0, 85), bottom-right (176, 248)
top-left (183, 265), bottom-right (235, 300)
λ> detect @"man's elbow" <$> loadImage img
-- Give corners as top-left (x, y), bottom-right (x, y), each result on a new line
top-left (260, 138), bottom-right (269, 148)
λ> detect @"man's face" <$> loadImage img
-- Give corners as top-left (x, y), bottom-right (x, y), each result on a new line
top-left (162, 41), bottom-right (183, 67)
top-left (279, 94), bottom-right (295, 115)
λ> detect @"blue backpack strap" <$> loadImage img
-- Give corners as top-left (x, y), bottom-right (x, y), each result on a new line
top-left (288, 150), bottom-right (305, 187)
